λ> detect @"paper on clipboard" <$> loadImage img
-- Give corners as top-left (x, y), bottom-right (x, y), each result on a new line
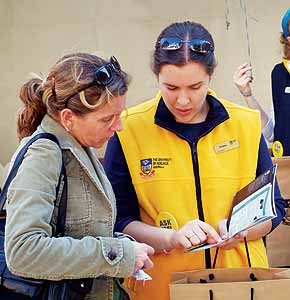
top-left (185, 164), bottom-right (277, 253)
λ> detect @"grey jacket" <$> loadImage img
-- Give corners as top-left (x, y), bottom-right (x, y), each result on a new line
top-left (5, 114), bottom-right (135, 300)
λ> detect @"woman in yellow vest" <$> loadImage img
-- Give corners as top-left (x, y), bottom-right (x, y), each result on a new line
top-left (104, 21), bottom-right (286, 300)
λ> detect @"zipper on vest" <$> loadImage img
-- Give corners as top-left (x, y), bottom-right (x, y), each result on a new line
top-left (191, 141), bottom-right (212, 269)
top-left (156, 109), bottom-right (229, 268)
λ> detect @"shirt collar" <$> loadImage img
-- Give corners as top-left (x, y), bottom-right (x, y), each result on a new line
top-left (282, 59), bottom-right (290, 73)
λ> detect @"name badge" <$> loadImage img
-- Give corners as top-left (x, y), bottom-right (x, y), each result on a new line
top-left (285, 87), bottom-right (290, 93)
top-left (214, 139), bottom-right (239, 153)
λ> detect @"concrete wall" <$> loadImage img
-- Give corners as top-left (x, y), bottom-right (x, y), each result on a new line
top-left (0, 0), bottom-right (289, 164)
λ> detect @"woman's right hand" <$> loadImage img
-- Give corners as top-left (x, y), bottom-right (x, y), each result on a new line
top-left (133, 242), bottom-right (154, 272)
top-left (165, 219), bottom-right (222, 250)
top-left (233, 62), bottom-right (253, 97)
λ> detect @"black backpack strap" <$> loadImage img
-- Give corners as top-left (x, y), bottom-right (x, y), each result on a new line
top-left (0, 132), bottom-right (67, 236)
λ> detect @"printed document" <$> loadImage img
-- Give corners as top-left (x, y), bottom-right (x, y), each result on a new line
top-left (185, 165), bottom-right (277, 253)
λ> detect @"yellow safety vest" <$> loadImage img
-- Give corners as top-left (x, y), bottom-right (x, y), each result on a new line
top-left (117, 91), bottom-right (267, 300)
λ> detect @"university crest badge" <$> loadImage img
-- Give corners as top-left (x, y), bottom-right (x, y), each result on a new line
top-left (140, 158), bottom-right (155, 178)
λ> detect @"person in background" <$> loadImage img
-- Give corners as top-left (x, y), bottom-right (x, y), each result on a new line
top-left (104, 21), bottom-right (286, 300)
top-left (4, 53), bottom-right (154, 300)
top-left (234, 8), bottom-right (290, 155)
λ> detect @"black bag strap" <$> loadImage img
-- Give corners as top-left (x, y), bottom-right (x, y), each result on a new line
top-left (209, 287), bottom-right (254, 300)
top-left (208, 287), bottom-right (254, 300)
top-left (0, 132), bottom-right (67, 236)
top-left (206, 238), bottom-right (256, 300)
top-left (212, 237), bottom-right (252, 269)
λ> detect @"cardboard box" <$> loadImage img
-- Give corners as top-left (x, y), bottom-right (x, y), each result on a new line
top-left (266, 157), bottom-right (290, 267)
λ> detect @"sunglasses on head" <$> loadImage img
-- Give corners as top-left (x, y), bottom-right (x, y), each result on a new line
top-left (158, 37), bottom-right (214, 53)
top-left (63, 56), bottom-right (121, 106)
top-left (94, 55), bottom-right (121, 86)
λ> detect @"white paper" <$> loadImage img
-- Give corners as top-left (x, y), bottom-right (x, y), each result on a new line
top-left (132, 270), bottom-right (152, 281)
top-left (228, 183), bottom-right (274, 237)
top-left (185, 165), bottom-right (277, 253)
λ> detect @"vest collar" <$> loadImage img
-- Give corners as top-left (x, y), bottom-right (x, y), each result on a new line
top-left (154, 91), bottom-right (229, 140)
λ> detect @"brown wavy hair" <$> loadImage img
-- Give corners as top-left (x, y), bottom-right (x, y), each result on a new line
top-left (17, 53), bottom-right (130, 140)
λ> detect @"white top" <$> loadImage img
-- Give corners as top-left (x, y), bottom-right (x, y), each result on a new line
top-left (263, 105), bottom-right (274, 143)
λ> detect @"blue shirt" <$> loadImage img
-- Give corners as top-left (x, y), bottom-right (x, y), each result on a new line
top-left (272, 62), bottom-right (290, 155)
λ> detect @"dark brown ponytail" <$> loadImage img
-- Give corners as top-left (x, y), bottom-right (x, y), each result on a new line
top-left (17, 78), bottom-right (47, 140)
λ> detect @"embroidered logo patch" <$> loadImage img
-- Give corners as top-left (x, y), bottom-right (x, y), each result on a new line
top-left (140, 159), bottom-right (155, 178)
top-left (140, 157), bottom-right (172, 178)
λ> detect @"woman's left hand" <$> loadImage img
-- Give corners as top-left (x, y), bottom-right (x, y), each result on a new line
top-left (217, 219), bottom-right (248, 250)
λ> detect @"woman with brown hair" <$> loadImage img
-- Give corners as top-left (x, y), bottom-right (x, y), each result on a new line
top-left (104, 21), bottom-right (286, 300)
top-left (3, 53), bottom-right (154, 299)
